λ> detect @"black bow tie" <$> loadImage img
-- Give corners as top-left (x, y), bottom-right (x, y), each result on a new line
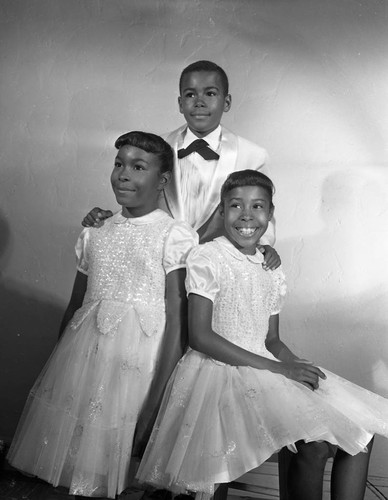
top-left (177, 139), bottom-right (220, 161)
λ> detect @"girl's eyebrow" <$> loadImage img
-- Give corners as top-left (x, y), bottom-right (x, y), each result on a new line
top-left (229, 197), bottom-right (267, 202)
top-left (115, 154), bottom-right (149, 164)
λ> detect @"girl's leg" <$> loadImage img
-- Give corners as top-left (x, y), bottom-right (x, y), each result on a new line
top-left (213, 483), bottom-right (228, 500)
top-left (287, 441), bottom-right (332, 500)
top-left (330, 438), bottom-right (374, 500)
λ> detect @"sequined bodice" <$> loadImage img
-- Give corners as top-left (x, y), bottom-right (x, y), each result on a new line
top-left (209, 240), bottom-right (285, 356)
top-left (71, 212), bottom-right (175, 337)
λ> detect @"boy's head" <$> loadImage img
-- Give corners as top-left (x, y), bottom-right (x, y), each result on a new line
top-left (178, 60), bottom-right (232, 138)
top-left (114, 131), bottom-right (174, 173)
top-left (179, 61), bottom-right (229, 96)
top-left (111, 131), bottom-right (173, 218)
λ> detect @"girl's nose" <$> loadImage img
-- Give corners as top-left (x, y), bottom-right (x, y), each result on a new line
top-left (119, 167), bottom-right (131, 180)
top-left (241, 210), bottom-right (253, 220)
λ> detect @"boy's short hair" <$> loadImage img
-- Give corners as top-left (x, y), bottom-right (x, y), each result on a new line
top-left (114, 131), bottom-right (174, 173)
top-left (220, 169), bottom-right (275, 207)
top-left (179, 60), bottom-right (229, 96)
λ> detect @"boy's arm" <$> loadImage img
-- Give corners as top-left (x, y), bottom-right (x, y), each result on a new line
top-left (82, 207), bottom-right (114, 227)
top-left (58, 271), bottom-right (87, 338)
top-left (133, 268), bottom-right (188, 457)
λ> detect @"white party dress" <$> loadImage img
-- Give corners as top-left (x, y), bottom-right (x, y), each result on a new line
top-left (137, 236), bottom-right (388, 497)
top-left (7, 209), bottom-right (197, 498)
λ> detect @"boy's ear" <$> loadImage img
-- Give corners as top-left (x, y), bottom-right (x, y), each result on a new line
top-left (268, 205), bottom-right (274, 221)
top-left (178, 96), bottom-right (183, 114)
top-left (218, 203), bottom-right (225, 217)
top-left (223, 94), bottom-right (232, 113)
top-left (158, 171), bottom-right (172, 190)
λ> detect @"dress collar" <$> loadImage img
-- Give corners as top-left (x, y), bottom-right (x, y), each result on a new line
top-left (114, 209), bottom-right (168, 225)
top-left (182, 125), bottom-right (222, 152)
top-left (214, 236), bottom-right (264, 264)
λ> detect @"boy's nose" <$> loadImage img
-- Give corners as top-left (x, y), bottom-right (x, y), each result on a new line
top-left (194, 95), bottom-right (205, 106)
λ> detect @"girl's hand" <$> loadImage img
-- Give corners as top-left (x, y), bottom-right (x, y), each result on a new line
top-left (82, 207), bottom-right (113, 227)
top-left (258, 245), bottom-right (281, 270)
top-left (278, 359), bottom-right (326, 390)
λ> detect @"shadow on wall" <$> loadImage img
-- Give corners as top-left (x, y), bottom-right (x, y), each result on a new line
top-left (277, 170), bottom-right (388, 396)
top-left (0, 211), bottom-right (64, 442)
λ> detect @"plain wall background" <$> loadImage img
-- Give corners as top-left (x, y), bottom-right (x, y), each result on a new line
top-left (1, 0), bottom-right (387, 476)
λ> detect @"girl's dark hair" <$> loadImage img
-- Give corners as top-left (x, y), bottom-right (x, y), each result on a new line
top-left (179, 60), bottom-right (229, 96)
top-left (114, 131), bottom-right (174, 173)
top-left (220, 169), bottom-right (275, 206)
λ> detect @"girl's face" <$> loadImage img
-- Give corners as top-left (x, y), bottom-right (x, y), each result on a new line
top-left (111, 145), bottom-right (170, 218)
top-left (219, 185), bottom-right (274, 255)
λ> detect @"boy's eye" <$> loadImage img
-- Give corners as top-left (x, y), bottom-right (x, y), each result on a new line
top-left (114, 161), bottom-right (121, 168)
top-left (184, 92), bottom-right (195, 98)
top-left (230, 203), bottom-right (241, 209)
top-left (207, 91), bottom-right (217, 96)
top-left (134, 164), bottom-right (145, 171)
top-left (253, 204), bottom-right (264, 209)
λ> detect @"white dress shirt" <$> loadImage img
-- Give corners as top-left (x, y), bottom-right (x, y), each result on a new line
top-left (179, 126), bottom-right (221, 228)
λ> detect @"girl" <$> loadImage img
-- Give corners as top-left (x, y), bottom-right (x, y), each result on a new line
top-left (136, 169), bottom-right (388, 500)
top-left (7, 131), bottom-right (198, 498)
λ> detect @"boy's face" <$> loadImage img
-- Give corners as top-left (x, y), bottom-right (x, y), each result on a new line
top-left (111, 145), bottom-right (170, 218)
top-left (219, 185), bottom-right (273, 255)
top-left (178, 71), bottom-right (231, 138)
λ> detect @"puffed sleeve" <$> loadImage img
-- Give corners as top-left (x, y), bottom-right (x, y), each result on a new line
top-left (185, 244), bottom-right (220, 302)
top-left (74, 228), bottom-right (91, 275)
top-left (163, 221), bottom-right (199, 274)
top-left (267, 266), bottom-right (287, 315)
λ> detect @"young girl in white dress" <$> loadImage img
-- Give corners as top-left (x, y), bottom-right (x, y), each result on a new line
top-left (136, 169), bottom-right (388, 500)
top-left (7, 131), bottom-right (198, 498)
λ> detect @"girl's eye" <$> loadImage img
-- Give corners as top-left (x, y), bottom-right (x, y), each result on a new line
top-left (253, 204), bottom-right (264, 210)
top-left (230, 203), bottom-right (241, 209)
top-left (134, 164), bottom-right (145, 171)
top-left (114, 162), bottom-right (121, 168)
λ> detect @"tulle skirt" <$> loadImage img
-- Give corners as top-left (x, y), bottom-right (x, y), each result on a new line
top-left (7, 307), bottom-right (162, 498)
top-left (137, 349), bottom-right (388, 496)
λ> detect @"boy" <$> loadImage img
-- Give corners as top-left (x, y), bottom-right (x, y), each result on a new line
top-left (83, 60), bottom-right (279, 269)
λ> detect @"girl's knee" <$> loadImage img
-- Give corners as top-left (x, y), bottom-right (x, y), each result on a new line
top-left (296, 441), bottom-right (332, 464)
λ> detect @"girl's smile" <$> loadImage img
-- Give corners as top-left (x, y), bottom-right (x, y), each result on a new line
top-left (220, 185), bottom-right (274, 255)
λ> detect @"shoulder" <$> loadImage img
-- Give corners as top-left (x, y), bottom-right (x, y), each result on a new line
top-left (162, 125), bottom-right (187, 145)
top-left (269, 266), bottom-right (287, 289)
top-left (221, 126), bottom-right (268, 166)
top-left (167, 219), bottom-right (198, 242)
top-left (187, 240), bottom-right (219, 264)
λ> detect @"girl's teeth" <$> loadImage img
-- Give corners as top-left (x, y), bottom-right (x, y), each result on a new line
top-left (238, 228), bottom-right (256, 236)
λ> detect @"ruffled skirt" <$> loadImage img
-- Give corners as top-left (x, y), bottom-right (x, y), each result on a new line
top-left (137, 349), bottom-right (388, 496)
top-left (7, 307), bottom-right (162, 498)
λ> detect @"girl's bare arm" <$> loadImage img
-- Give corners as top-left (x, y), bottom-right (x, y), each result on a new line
top-left (134, 268), bottom-right (188, 456)
top-left (58, 271), bottom-right (87, 338)
top-left (189, 294), bottom-right (325, 389)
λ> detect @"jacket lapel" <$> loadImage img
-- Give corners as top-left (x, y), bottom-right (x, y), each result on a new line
top-left (162, 125), bottom-right (186, 221)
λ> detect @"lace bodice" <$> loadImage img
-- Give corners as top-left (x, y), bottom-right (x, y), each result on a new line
top-left (70, 210), bottom-right (197, 337)
top-left (186, 236), bottom-right (286, 356)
